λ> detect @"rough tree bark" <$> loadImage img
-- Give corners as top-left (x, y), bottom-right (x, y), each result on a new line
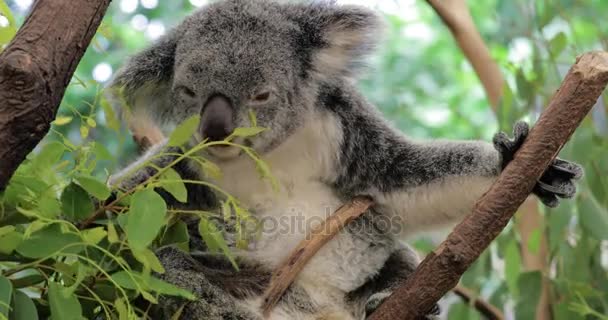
top-left (0, 0), bottom-right (112, 191)
top-left (426, 1), bottom-right (552, 319)
top-left (368, 51), bottom-right (608, 320)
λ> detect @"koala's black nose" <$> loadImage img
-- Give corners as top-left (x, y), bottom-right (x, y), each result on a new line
top-left (200, 94), bottom-right (235, 142)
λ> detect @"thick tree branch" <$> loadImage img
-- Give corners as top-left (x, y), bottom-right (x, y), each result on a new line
top-left (0, 0), bottom-right (112, 190)
top-left (427, 2), bottom-right (552, 318)
top-left (368, 51), bottom-right (608, 320)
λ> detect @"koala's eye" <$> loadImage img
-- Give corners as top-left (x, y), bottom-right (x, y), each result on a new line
top-left (250, 91), bottom-right (271, 104)
top-left (175, 86), bottom-right (196, 99)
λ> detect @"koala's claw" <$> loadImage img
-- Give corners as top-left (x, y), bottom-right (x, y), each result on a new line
top-left (493, 121), bottom-right (583, 208)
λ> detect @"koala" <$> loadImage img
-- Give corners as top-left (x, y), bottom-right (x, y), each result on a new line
top-left (107, 1), bottom-right (583, 319)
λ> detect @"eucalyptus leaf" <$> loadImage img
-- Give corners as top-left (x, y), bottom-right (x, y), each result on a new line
top-left (168, 115), bottom-right (200, 147)
top-left (10, 290), bottom-right (38, 320)
top-left (75, 175), bottom-right (111, 200)
top-left (0, 275), bottom-right (12, 318)
top-left (48, 281), bottom-right (83, 320)
top-left (159, 168), bottom-right (188, 203)
top-left (61, 183), bottom-right (95, 221)
top-left (126, 189), bottom-right (167, 250)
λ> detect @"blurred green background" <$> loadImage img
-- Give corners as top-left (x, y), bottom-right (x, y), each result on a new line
top-left (1, 0), bottom-right (608, 319)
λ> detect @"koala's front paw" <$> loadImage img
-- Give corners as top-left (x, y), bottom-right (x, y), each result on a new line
top-left (493, 121), bottom-right (583, 208)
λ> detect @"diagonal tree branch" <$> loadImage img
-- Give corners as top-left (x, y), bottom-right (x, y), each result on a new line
top-left (0, 0), bottom-right (112, 190)
top-left (368, 51), bottom-right (608, 320)
top-left (426, 2), bottom-right (552, 318)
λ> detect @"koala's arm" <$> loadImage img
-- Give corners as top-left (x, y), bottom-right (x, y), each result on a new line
top-left (331, 105), bottom-right (582, 235)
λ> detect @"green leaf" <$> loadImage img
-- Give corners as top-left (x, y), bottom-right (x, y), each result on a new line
top-left (126, 189), bottom-right (166, 250)
top-left (132, 248), bottom-right (165, 274)
top-left (549, 32), bottom-right (568, 56)
top-left (53, 116), bottom-right (73, 126)
top-left (86, 117), bottom-right (97, 128)
top-left (515, 271), bottom-right (542, 320)
top-left (61, 183), bottom-right (94, 221)
top-left (31, 141), bottom-right (65, 172)
top-left (0, 275), bottom-right (12, 318)
top-left (578, 193), bottom-right (608, 240)
top-left (0, 229), bottom-right (23, 254)
top-left (10, 290), bottom-right (38, 320)
top-left (75, 175), bottom-right (111, 200)
top-left (144, 275), bottom-right (196, 301)
top-left (197, 157), bottom-right (222, 179)
top-left (159, 168), bottom-right (188, 203)
top-left (0, 0), bottom-right (16, 45)
top-left (110, 271), bottom-right (195, 300)
top-left (81, 227), bottom-right (107, 245)
top-left (230, 127), bottom-right (266, 138)
top-left (100, 97), bottom-right (120, 132)
top-left (80, 126), bottom-right (89, 139)
top-left (38, 188), bottom-right (61, 219)
top-left (198, 218), bottom-right (238, 269)
top-left (48, 282), bottom-right (83, 320)
top-left (504, 239), bottom-right (521, 296)
top-left (168, 115), bottom-right (200, 147)
top-left (160, 220), bottom-right (190, 250)
top-left (16, 224), bottom-right (82, 259)
top-left (107, 221), bottom-right (119, 243)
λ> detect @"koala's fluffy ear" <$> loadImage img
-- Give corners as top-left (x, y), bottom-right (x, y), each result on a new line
top-left (290, 3), bottom-right (383, 80)
top-left (107, 31), bottom-right (178, 130)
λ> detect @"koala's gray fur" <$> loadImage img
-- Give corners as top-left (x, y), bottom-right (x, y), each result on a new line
top-left (108, 1), bottom-right (583, 319)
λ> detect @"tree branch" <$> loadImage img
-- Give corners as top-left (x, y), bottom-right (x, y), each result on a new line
top-left (453, 285), bottom-right (505, 320)
top-left (261, 196), bottom-right (374, 316)
top-left (425, 0), bottom-right (503, 110)
top-left (368, 51), bottom-right (608, 320)
top-left (0, 0), bottom-right (111, 190)
top-left (427, 2), bottom-right (552, 318)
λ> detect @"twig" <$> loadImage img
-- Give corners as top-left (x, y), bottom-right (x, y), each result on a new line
top-left (453, 285), bottom-right (504, 320)
top-left (368, 51), bottom-right (608, 320)
top-left (260, 196), bottom-right (374, 316)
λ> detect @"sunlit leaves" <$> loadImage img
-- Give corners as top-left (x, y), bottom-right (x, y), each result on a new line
top-left (16, 224), bottom-right (82, 259)
top-left (126, 189), bottom-right (166, 250)
top-left (75, 175), bottom-right (111, 201)
top-left (159, 168), bottom-right (188, 203)
top-left (168, 115), bottom-right (200, 147)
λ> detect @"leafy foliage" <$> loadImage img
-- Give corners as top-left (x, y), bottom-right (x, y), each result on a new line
top-left (1, 0), bottom-right (608, 319)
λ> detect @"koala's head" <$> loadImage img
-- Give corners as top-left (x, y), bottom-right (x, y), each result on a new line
top-left (110, 0), bottom-right (381, 160)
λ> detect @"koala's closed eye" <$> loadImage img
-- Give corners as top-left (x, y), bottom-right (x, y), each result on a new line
top-left (175, 85), bottom-right (196, 99)
top-left (249, 90), bottom-right (272, 104)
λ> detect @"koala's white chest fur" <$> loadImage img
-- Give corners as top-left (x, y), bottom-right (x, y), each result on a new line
top-left (209, 113), bottom-right (381, 318)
